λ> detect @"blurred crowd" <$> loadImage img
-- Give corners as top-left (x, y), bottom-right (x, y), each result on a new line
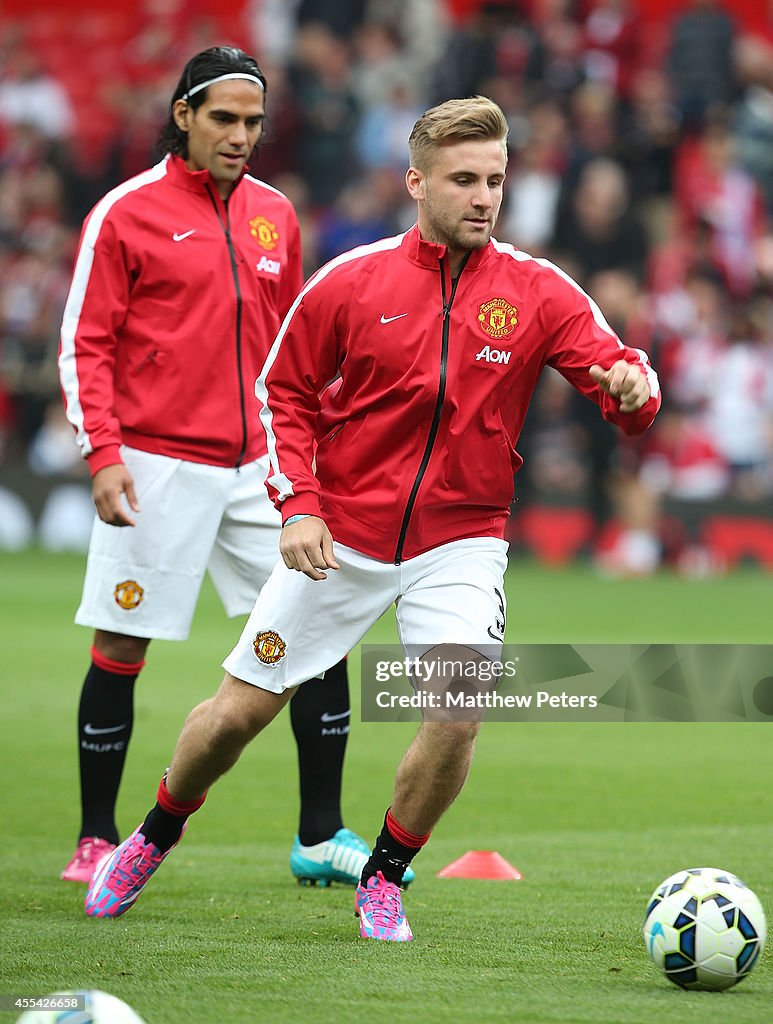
top-left (1, 0), bottom-right (772, 571)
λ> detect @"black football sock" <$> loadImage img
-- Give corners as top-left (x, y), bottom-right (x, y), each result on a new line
top-left (141, 777), bottom-right (207, 852)
top-left (290, 658), bottom-right (350, 846)
top-left (360, 809), bottom-right (430, 886)
top-left (77, 647), bottom-right (143, 845)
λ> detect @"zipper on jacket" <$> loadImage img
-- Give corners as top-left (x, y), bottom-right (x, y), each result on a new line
top-left (393, 252), bottom-right (470, 564)
top-left (207, 187), bottom-right (248, 469)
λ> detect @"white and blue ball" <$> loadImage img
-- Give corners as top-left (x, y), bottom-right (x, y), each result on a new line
top-left (16, 990), bottom-right (146, 1023)
top-left (643, 866), bottom-right (766, 990)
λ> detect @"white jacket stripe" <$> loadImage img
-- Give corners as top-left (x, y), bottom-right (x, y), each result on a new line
top-left (58, 159), bottom-right (169, 457)
top-left (491, 239), bottom-right (660, 396)
top-left (257, 232), bottom-right (405, 502)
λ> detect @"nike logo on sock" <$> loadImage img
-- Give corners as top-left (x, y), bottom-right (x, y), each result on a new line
top-left (83, 723), bottom-right (126, 735)
top-left (320, 710), bottom-right (351, 723)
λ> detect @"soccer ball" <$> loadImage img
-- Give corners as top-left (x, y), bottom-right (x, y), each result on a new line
top-left (16, 990), bottom-right (146, 1023)
top-left (643, 867), bottom-right (766, 990)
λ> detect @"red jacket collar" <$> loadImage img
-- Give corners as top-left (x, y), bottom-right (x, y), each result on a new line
top-left (401, 223), bottom-right (493, 271)
top-left (164, 153), bottom-right (248, 196)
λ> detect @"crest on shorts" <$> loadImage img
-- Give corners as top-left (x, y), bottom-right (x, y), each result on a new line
top-left (249, 215), bottom-right (279, 251)
top-left (253, 629), bottom-right (287, 665)
top-left (114, 579), bottom-right (144, 610)
top-left (477, 297), bottom-right (518, 339)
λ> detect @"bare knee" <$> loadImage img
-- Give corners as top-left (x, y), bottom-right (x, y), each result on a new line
top-left (420, 720), bottom-right (481, 766)
top-left (196, 674), bottom-right (291, 750)
top-left (94, 629), bottom-right (150, 664)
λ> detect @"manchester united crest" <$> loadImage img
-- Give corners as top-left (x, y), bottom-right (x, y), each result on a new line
top-left (253, 629), bottom-right (287, 665)
top-left (477, 297), bottom-right (518, 339)
top-left (114, 579), bottom-right (144, 610)
top-left (249, 215), bottom-right (279, 251)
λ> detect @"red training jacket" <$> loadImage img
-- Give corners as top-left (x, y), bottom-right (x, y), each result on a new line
top-left (259, 225), bottom-right (661, 563)
top-left (59, 154), bottom-right (302, 475)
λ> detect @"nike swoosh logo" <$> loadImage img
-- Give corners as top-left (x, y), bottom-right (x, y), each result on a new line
top-left (83, 723), bottom-right (126, 735)
top-left (648, 920), bottom-right (665, 959)
top-left (320, 710), bottom-right (351, 723)
top-left (173, 229), bottom-right (196, 242)
top-left (380, 313), bottom-right (408, 324)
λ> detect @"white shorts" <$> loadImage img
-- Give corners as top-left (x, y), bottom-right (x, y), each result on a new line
top-left (76, 447), bottom-right (281, 640)
top-left (222, 537), bottom-right (509, 693)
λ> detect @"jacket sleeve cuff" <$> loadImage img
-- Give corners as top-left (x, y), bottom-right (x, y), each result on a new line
top-left (616, 391), bottom-right (662, 436)
top-left (280, 494), bottom-right (322, 524)
top-left (86, 446), bottom-right (123, 476)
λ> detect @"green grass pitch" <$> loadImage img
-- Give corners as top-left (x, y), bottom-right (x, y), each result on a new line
top-left (1, 548), bottom-right (771, 1023)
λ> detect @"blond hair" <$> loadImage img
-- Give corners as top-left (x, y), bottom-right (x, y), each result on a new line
top-left (408, 96), bottom-right (509, 171)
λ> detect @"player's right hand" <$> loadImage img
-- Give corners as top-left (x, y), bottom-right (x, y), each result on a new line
top-left (92, 464), bottom-right (140, 526)
top-left (280, 516), bottom-right (339, 580)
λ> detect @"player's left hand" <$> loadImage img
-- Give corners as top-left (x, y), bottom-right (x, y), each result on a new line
top-left (589, 360), bottom-right (651, 413)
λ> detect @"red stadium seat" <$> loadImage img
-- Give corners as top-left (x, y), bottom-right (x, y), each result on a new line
top-left (703, 516), bottom-right (773, 570)
top-left (513, 506), bottom-right (595, 565)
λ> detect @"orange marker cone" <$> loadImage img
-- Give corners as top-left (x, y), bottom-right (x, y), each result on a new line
top-left (436, 850), bottom-right (523, 880)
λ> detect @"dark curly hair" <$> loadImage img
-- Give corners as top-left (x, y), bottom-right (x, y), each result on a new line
top-left (156, 46), bottom-right (267, 158)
